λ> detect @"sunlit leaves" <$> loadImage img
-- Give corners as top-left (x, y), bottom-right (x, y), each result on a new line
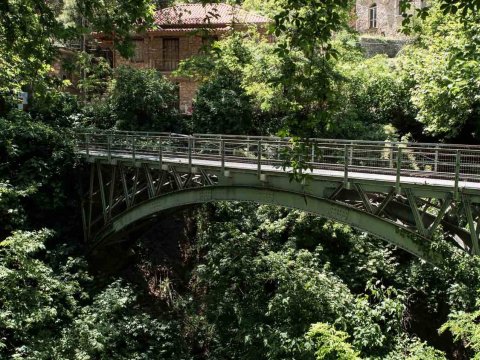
top-left (273, 0), bottom-right (353, 57)
top-left (305, 323), bottom-right (360, 360)
top-left (0, 230), bottom-right (84, 358)
top-left (397, 2), bottom-right (480, 140)
top-left (439, 301), bottom-right (480, 359)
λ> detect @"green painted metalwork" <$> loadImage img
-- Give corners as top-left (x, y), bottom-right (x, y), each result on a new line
top-left (93, 186), bottom-right (442, 265)
top-left (74, 130), bottom-right (480, 262)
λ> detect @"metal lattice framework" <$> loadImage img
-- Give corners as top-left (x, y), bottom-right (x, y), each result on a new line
top-left (75, 130), bottom-right (480, 265)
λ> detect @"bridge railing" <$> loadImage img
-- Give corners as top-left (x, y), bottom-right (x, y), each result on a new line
top-left (74, 130), bottom-right (480, 187)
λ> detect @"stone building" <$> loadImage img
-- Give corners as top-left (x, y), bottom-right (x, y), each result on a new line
top-left (96, 3), bottom-right (269, 114)
top-left (355, 0), bottom-right (427, 37)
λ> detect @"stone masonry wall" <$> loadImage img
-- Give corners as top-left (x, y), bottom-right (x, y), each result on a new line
top-left (356, 0), bottom-right (424, 37)
top-left (359, 37), bottom-right (411, 57)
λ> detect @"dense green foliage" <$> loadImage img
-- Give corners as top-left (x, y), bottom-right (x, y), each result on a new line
top-left (78, 66), bottom-right (181, 131)
top-left (110, 66), bottom-right (181, 131)
top-left (396, 2), bottom-right (480, 142)
top-left (2, 0), bottom-right (480, 359)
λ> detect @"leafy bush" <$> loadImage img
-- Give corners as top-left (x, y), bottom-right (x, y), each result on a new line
top-left (439, 298), bottom-right (480, 359)
top-left (396, 2), bottom-right (480, 142)
top-left (191, 72), bottom-right (255, 134)
top-left (55, 281), bottom-right (187, 360)
top-left (0, 110), bottom-right (77, 235)
top-left (111, 66), bottom-right (182, 132)
top-left (305, 323), bottom-right (360, 360)
top-left (0, 230), bottom-right (87, 359)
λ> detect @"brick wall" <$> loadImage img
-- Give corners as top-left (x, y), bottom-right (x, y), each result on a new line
top-left (113, 33), bottom-right (206, 113)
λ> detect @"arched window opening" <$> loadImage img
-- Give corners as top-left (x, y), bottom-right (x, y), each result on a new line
top-left (369, 4), bottom-right (377, 29)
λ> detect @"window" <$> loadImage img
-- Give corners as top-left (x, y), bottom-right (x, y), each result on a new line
top-left (369, 4), bottom-right (377, 29)
top-left (162, 38), bottom-right (179, 71)
top-left (132, 40), bottom-right (144, 62)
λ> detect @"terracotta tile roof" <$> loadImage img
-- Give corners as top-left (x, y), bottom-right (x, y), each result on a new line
top-left (154, 3), bottom-right (269, 28)
top-left (149, 27), bottom-right (231, 33)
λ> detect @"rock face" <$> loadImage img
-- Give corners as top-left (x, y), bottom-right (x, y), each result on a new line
top-left (355, 0), bottom-right (426, 38)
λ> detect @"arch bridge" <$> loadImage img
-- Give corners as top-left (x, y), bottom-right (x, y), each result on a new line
top-left (75, 130), bottom-right (480, 265)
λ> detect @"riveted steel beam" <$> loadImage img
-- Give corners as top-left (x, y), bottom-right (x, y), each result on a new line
top-left (91, 186), bottom-right (442, 266)
top-left (427, 197), bottom-right (452, 238)
top-left (463, 194), bottom-right (480, 255)
top-left (108, 166), bottom-right (116, 220)
top-left (375, 188), bottom-right (395, 216)
top-left (405, 189), bottom-right (427, 237)
top-left (143, 164), bottom-right (155, 199)
top-left (96, 163), bottom-right (107, 223)
top-left (119, 164), bottom-right (131, 208)
top-left (355, 184), bottom-right (374, 214)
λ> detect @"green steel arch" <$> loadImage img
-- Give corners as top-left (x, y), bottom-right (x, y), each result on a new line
top-left (92, 186), bottom-right (442, 265)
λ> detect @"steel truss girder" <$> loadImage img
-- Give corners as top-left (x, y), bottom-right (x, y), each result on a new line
top-left (82, 160), bottom-right (480, 263)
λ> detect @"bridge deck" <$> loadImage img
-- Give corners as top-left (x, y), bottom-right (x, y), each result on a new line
top-left (83, 150), bottom-right (480, 192)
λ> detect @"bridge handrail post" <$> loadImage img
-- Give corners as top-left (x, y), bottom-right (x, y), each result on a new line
top-left (107, 134), bottom-right (112, 162)
top-left (188, 136), bottom-right (193, 173)
top-left (159, 136), bottom-right (163, 168)
top-left (349, 142), bottom-right (353, 166)
top-left (396, 146), bottom-right (402, 194)
top-left (454, 150), bottom-right (461, 199)
top-left (434, 146), bottom-right (439, 173)
top-left (86, 134), bottom-right (90, 158)
top-left (221, 139), bottom-right (225, 171)
top-left (257, 140), bottom-right (262, 177)
top-left (132, 135), bottom-right (136, 161)
top-left (389, 143), bottom-right (394, 168)
top-left (344, 144), bottom-right (349, 188)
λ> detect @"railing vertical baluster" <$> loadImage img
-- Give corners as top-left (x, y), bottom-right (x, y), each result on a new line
top-left (434, 146), bottom-right (439, 173)
top-left (277, 139), bottom-right (281, 161)
top-left (188, 136), bottom-right (192, 173)
top-left (132, 135), bottom-right (136, 161)
top-left (159, 136), bottom-right (163, 168)
top-left (389, 144), bottom-right (394, 168)
top-left (311, 142), bottom-right (315, 163)
top-left (454, 150), bottom-right (461, 199)
top-left (107, 134), bottom-right (112, 162)
top-left (349, 143), bottom-right (353, 166)
top-left (257, 140), bottom-right (262, 177)
top-left (86, 134), bottom-right (90, 158)
top-left (221, 139), bottom-right (225, 171)
top-left (396, 146), bottom-right (402, 194)
top-left (344, 144), bottom-right (349, 187)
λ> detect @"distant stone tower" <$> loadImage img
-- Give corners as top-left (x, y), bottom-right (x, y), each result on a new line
top-left (355, 0), bottom-right (427, 37)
